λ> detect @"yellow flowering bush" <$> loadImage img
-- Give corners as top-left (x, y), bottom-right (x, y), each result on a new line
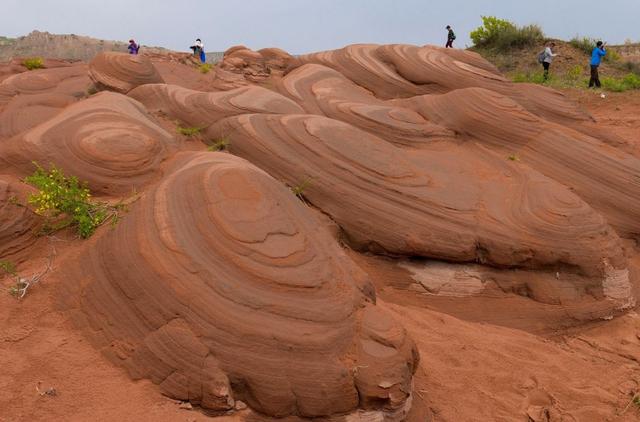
top-left (25, 163), bottom-right (107, 238)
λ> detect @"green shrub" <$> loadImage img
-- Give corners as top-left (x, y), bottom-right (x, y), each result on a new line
top-left (199, 63), bottom-right (213, 74)
top-left (176, 125), bottom-right (202, 137)
top-left (622, 73), bottom-right (640, 89)
top-left (566, 65), bottom-right (585, 82)
top-left (601, 74), bottom-right (640, 92)
top-left (25, 163), bottom-right (113, 238)
top-left (569, 36), bottom-right (619, 62)
top-left (569, 36), bottom-right (595, 55)
top-left (0, 260), bottom-right (17, 277)
top-left (207, 137), bottom-right (230, 151)
top-left (86, 85), bottom-right (99, 96)
top-left (471, 16), bottom-right (544, 51)
top-left (22, 57), bottom-right (44, 70)
top-left (511, 71), bottom-right (546, 84)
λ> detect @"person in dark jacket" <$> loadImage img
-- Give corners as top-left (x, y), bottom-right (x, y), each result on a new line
top-left (445, 26), bottom-right (456, 48)
top-left (589, 41), bottom-right (607, 88)
top-left (127, 39), bottom-right (139, 55)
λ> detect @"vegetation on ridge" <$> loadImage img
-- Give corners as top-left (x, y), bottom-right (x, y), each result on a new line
top-left (470, 16), bottom-right (544, 51)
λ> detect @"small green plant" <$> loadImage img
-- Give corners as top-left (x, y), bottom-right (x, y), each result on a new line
top-left (199, 63), bottom-right (213, 74)
top-left (22, 57), bottom-right (44, 70)
top-left (25, 163), bottom-right (116, 238)
top-left (207, 138), bottom-right (230, 152)
top-left (176, 125), bottom-right (202, 137)
top-left (507, 154), bottom-right (520, 161)
top-left (0, 260), bottom-right (17, 277)
top-left (86, 85), bottom-right (99, 96)
top-left (291, 177), bottom-right (312, 203)
top-left (470, 16), bottom-right (544, 51)
top-left (511, 71), bottom-right (547, 84)
top-left (566, 65), bottom-right (585, 82)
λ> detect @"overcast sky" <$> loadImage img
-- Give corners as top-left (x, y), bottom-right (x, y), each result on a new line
top-left (1, 0), bottom-right (638, 54)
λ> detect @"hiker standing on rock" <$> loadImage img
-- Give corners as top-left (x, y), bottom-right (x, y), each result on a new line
top-left (190, 38), bottom-right (206, 63)
top-left (539, 42), bottom-right (558, 81)
top-left (445, 25), bottom-right (456, 48)
top-left (128, 39), bottom-right (139, 55)
top-left (589, 41), bottom-right (607, 88)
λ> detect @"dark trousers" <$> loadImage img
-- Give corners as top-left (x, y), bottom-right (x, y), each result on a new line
top-left (542, 62), bottom-right (550, 80)
top-left (589, 65), bottom-right (601, 88)
top-left (445, 39), bottom-right (453, 48)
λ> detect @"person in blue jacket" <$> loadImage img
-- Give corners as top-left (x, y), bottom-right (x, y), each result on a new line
top-left (589, 41), bottom-right (607, 88)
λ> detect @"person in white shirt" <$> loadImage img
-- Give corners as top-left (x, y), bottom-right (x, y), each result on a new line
top-left (190, 38), bottom-right (206, 63)
top-left (542, 42), bottom-right (558, 81)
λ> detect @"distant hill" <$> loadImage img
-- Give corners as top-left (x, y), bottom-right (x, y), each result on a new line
top-left (0, 30), bottom-right (224, 63)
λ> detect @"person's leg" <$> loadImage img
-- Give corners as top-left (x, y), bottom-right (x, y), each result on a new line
top-left (589, 65), bottom-right (596, 87)
top-left (595, 65), bottom-right (601, 88)
top-left (445, 40), bottom-right (452, 48)
top-left (543, 62), bottom-right (550, 80)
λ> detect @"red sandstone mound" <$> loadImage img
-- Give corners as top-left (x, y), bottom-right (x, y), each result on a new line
top-left (276, 63), bottom-right (456, 148)
top-left (392, 87), bottom-right (640, 237)
top-left (206, 114), bottom-right (627, 282)
top-left (128, 83), bottom-right (304, 128)
top-left (0, 64), bottom-right (89, 106)
top-left (219, 45), bottom-right (293, 81)
top-left (0, 93), bottom-right (77, 138)
top-left (0, 92), bottom-right (176, 195)
top-left (88, 52), bottom-right (164, 93)
top-left (62, 152), bottom-right (418, 419)
top-left (0, 175), bottom-right (41, 262)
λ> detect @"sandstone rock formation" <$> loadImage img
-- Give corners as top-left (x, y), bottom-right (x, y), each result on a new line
top-left (3, 40), bottom-right (640, 420)
top-left (0, 92), bottom-right (176, 195)
top-left (128, 83), bottom-right (303, 128)
top-left (206, 113), bottom-right (625, 279)
top-left (88, 52), bottom-right (164, 94)
top-left (63, 152), bottom-right (418, 419)
top-left (0, 64), bottom-right (88, 106)
top-left (0, 175), bottom-right (40, 262)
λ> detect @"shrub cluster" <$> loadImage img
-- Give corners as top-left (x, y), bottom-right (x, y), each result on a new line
top-left (471, 16), bottom-right (544, 51)
top-left (22, 57), bottom-right (44, 70)
top-left (25, 164), bottom-right (109, 238)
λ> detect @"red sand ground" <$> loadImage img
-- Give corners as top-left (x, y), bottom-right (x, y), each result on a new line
top-left (2, 50), bottom-right (640, 421)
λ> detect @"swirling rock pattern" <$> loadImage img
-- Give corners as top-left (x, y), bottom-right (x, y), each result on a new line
top-left (0, 65), bottom-right (89, 106)
top-left (88, 52), bottom-right (164, 94)
top-left (277, 63), bottom-right (455, 148)
top-left (392, 88), bottom-right (640, 236)
top-left (206, 113), bottom-right (626, 280)
top-left (128, 83), bottom-right (304, 128)
top-left (291, 44), bottom-right (594, 128)
top-left (62, 152), bottom-right (418, 419)
top-left (0, 93), bottom-right (77, 138)
top-left (0, 175), bottom-right (41, 262)
top-left (0, 92), bottom-right (176, 195)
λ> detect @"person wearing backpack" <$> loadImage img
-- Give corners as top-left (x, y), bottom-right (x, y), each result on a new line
top-left (589, 41), bottom-right (607, 88)
top-left (127, 39), bottom-right (140, 55)
top-left (445, 26), bottom-right (456, 48)
top-left (538, 42), bottom-right (558, 81)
